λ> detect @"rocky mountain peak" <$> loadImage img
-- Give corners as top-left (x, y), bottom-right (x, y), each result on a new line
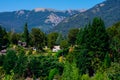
top-left (33, 8), bottom-right (57, 12)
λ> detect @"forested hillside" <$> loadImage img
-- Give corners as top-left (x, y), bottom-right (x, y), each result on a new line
top-left (53, 0), bottom-right (120, 34)
top-left (0, 18), bottom-right (120, 80)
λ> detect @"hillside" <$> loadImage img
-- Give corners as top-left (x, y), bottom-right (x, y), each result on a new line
top-left (53, 0), bottom-right (120, 34)
top-left (0, 8), bottom-right (84, 32)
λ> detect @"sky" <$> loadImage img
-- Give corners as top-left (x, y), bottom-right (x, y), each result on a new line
top-left (0, 0), bottom-right (105, 12)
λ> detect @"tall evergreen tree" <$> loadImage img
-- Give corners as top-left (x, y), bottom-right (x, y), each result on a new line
top-left (76, 17), bottom-right (110, 75)
top-left (23, 23), bottom-right (29, 46)
top-left (0, 26), bottom-right (9, 50)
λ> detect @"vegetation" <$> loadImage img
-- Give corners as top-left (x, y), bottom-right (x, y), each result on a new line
top-left (23, 23), bottom-right (30, 46)
top-left (0, 17), bottom-right (120, 80)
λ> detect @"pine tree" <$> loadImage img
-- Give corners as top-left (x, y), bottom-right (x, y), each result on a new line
top-left (23, 23), bottom-right (29, 46)
top-left (0, 26), bottom-right (9, 50)
top-left (76, 17), bottom-right (110, 75)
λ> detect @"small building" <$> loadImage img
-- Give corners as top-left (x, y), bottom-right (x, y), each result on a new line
top-left (52, 46), bottom-right (60, 52)
top-left (18, 40), bottom-right (27, 47)
top-left (0, 49), bottom-right (7, 55)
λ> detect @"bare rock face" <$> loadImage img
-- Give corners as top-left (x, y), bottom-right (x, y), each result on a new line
top-left (45, 13), bottom-right (65, 26)
top-left (0, 8), bottom-right (81, 32)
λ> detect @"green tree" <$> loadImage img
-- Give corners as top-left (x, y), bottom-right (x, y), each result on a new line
top-left (0, 55), bottom-right (5, 66)
top-left (77, 18), bottom-right (109, 59)
top-left (76, 17), bottom-right (110, 75)
top-left (47, 32), bottom-right (58, 49)
top-left (104, 53), bottom-right (111, 68)
top-left (68, 28), bottom-right (79, 46)
top-left (55, 33), bottom-right (63, 45)
top-left (48, 68), bottom-right (59, 80)
top-left (60, 40), bottom-right (69, 49)
top-left (106, 62), bottom-right (120, 80)
top-left (62, 62), bottom-right (79, 80)
top-left (8, 31), bottom-right (20, 45)
top-left (13, 50), bottom-right (27, 77)
top-left (31, 28), bottom-right (45, 50)
top-left (3, 50), bottom-right (17, 74)
top-left (107, 21), bottom-right (120, 62)
top-left (0, 26), bottom-right (9, 50)
top-left (23, 23), bottom-right (29, 46)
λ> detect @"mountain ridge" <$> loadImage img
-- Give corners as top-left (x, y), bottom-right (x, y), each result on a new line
top-left (53, 0), bottom-right (120, 34)
top-left (0, 8), bottom-right (85, 32)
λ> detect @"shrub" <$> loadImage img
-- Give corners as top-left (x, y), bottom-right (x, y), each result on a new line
top-left (106, 62), bottom-right (120, 80)
top-left (3, 50), bottom-right (17, 74)
top-left (48, 68), bottom-right (59, 80)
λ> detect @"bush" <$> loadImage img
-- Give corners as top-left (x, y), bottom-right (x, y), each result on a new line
top-left (91, 72), bottom-right (110, 80)
top-left (62, 62), bottom-right (79, 80)
top-left (0, 55), bottom-right (5, 66)
top-left (0, 67), bottom-right (5, 79)
top-left (48, 68), bottom-right (59, 80)
top-left (3, 50), bottom-right (17, 74)
top-left (106, 62), bottom-right (120, 80)
top-left (55, 48), bottom-right (69, 57)
top-left (13, 50), bottom-right (27, 77)
top-left (80, 74), bottom-right (90, 80)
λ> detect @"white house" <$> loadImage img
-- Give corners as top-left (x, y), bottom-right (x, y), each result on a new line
top-left (52, 46), bottom-right (60, 52)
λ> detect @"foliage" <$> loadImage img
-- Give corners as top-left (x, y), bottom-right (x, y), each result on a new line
top-left (0, 67), bottom-right (5, 79)
top-left (62, 62), bottom-right (79, 80)
top-left (26, 55), bottom-right (63, 78)
top-left (107, 21), bottom-right (120, 62)
top-left (0, 26), bottom-right (9, 50)
top-left (104, 53), bottom-right (111, 68)
top-left (76, 18), bottom-right (110, 76)
top-left (106, 62), bottom-right (120, 80)
top-left (23, 23), bottom-right (29, 46)
top-left (1, 18), bottom-right (120, 79)
top-left (75, 49), bottom-right (91, 75)
top-left (0, 55), bottom-right (5, 66)
top-left (2, 70), bottom-right (14, 80)
top-left (31, 28), bottom-right (45, 50)
top-left (9, 32), bottom-right (20, 45)
top-left (13, 50), bottom-right (27, 77)
top-left (55, 48), bottom-right (69, 57)
top-left (68, 28), bottom-right (79, 46)
top-left (80, 74), bottom-right (90, 80)
top-left (91, 72), bottom-right (110, 80)
top-left (47, 32), bottom-right (58, 49)
top-left (3, 50), bottom-right (17, 74)
top-left (60, 40), bottom-right (69, 49)
top-left (56, 33), bottom-right (63, 45)
top-left (48, 68), bottom-right (59, 80)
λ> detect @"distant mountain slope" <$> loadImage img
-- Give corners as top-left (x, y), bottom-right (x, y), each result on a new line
top-left (0, 8), bottom-right (84, 32)
top-left (53, 0), bottom-right (120, 34)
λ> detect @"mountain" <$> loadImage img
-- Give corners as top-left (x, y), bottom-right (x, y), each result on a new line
top-left (53, 0), bottom-right (120, 34)
top-left (0, 8), bottom-right (85, 32)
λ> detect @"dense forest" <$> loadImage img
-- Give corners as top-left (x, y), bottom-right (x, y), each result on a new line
top-left (0, 17), bottom-right (120, 80)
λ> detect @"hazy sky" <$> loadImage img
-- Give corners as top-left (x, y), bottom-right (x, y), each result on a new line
top-left (0, 0), bottom-right (105, 12)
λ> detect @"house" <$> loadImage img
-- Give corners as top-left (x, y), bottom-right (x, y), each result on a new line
top-left (52, 46), bottom-right (60, 52)
top-left (0, 49), bottom-right (7, 55)
top-left (18, 40), bottom-right (27, 47)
